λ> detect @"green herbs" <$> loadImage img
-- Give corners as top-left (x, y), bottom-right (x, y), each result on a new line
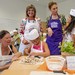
top-left (60, 42), bottom-right (75, 54)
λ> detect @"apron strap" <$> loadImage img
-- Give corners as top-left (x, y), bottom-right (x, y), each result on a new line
top-left (8, 45), bottom-right (13, 52)
top-left (31, 41), bottom-right (43, 52)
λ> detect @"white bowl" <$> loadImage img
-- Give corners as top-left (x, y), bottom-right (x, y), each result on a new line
top-left (46, 56), bottom-right (65, 71)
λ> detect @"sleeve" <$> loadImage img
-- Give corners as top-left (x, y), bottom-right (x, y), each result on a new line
top-left (35, 17), bottom-right (41, 32)
top-left (20, 18), bottom-right (27, 35)
top-left (20, 18), bottom-right (27, 29)
top-left (71, 28), bottom-right (75, 34)
top-left (35, 17), bottom-right (41, 24)
top-left (47, 19), bottom-right (50, 28)
top-left (46, 16), bottom-right (50, 28)
top-left (22, 18), bottom-right (27, 25)
top-left (60, 15), bottom-right (66, 25)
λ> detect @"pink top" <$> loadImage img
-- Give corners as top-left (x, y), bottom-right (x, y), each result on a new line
top-left (31, 41), bottom-right (44, 53)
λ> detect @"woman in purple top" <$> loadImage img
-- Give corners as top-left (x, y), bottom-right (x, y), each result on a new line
top-left (46, 2), bottom-right (63, 55)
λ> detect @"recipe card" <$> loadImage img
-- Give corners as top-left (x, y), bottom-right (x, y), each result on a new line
top-left (66, 56), bottom-right (75, 70)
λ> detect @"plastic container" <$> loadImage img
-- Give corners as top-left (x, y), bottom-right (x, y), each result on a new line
top-left (46, 56), bottom-right (65, 71)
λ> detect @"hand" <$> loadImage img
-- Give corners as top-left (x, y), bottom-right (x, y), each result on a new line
top-left (12, 55), bottom-right (19, 61)
top-left (22, 38), bottom-right (29, 45)
top-left (29, 52), bottom-right (37, 57)
top-left (47, 27), bottom-right (53, 36)
top-left (24, 48), bottom-right (29, 55)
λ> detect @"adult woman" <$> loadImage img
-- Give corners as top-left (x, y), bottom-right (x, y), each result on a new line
top-left (64, 9), bottom-right (75, 47)
top-left (46, 2), bottom-right (63, 55)
top-left (19, 4), bottom-right (41, 54)
top-left (0, 30), bottom-right (22, 70)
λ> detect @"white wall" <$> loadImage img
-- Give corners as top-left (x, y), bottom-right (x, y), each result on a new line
top-left (0, 0), bottom-right (25, 31)
top-left (0, 0), bottom-right (46, 31)
top-left (0, 0), bottom-right (75, 31)
top-left (46, 0), bottom-right (75, 18)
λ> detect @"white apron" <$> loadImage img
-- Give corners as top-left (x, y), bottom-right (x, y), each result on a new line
top-left (31, 41), bottom-right (43, 53)
top-left (19, 19), bottom-right (40, 54)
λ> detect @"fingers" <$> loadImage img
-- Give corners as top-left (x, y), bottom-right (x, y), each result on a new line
top-left (12, 57), bottom-right (19, 61)
top-left (47, 27), bottom-right (53, 36)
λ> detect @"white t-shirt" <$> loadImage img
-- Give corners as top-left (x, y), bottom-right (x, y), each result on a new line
top-left (64, 28), bottom-right (75, 42)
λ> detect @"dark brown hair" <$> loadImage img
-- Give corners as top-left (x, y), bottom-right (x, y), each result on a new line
top-left (66, 15), bottom-right (75, 33)
top-left (0, 30), bottom-right (9, 39)
top-left (26, 4), bottom-right (36, 18)
top-left (48, 1), bottom-right (57, 9)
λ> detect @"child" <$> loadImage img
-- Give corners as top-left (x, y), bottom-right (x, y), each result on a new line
top-left (24, 29), bottom-right (50, 57)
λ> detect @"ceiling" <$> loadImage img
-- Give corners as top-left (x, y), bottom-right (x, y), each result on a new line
top-left (24, 0), bottom-right (67, 6)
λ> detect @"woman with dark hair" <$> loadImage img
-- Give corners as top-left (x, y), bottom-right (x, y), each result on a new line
top-left (46, 2), bottom-right (63, 55)
top-left (0, 30), bottom-right (22, 70)
top-left (19, 4), bottom-right (41, 54)
top-left (64, 9), bottom-right (75, 47)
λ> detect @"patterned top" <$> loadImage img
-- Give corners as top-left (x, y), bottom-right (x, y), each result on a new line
top-left (20, 17), bottom-right (41, 32)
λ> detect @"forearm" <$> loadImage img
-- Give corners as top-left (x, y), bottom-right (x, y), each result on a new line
top-left (35, 52), bottom-right (50, 57)
top-left (24, 48), bottom-right (30, 55)
top-left (73, 41), bottom-right (75, 47)
top-left (0, 63), bottom-right (11, 71)
top-left (14, 52), bottom-right (22, 57)
top-left (12, 45), bottom-right (18, 53)
top-left (72, 34), bottom-right (75, 47)
top-left (73, 36), bottom-right (75, 47)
